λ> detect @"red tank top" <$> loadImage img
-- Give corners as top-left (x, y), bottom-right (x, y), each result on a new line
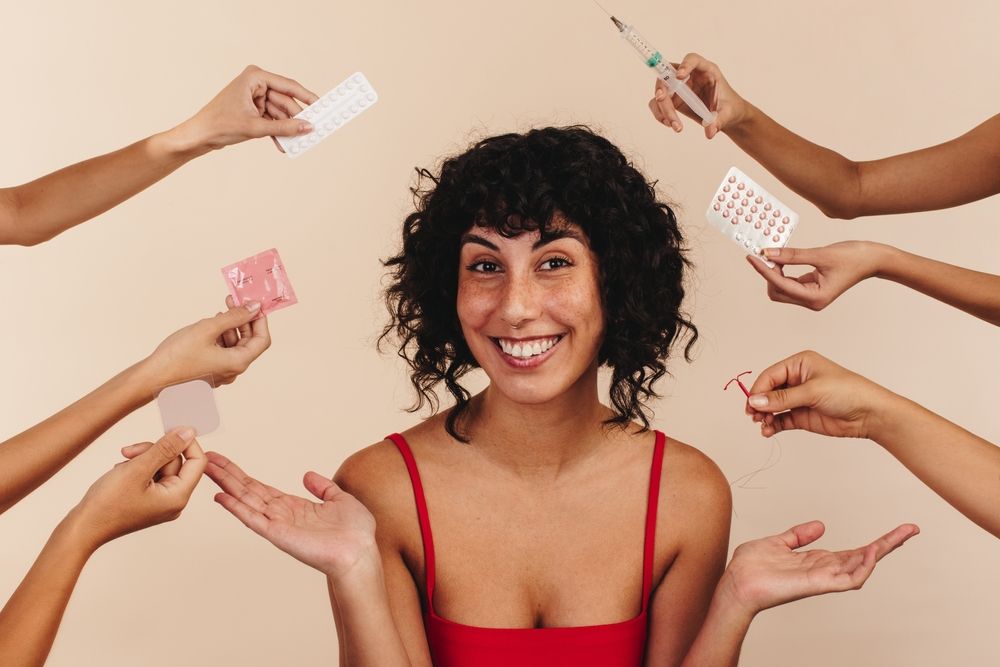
top-left (386, 430), bottom-right (666, 667)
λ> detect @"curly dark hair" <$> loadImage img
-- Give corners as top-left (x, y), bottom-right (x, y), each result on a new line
top-left (381, 126), bottom-right (698, 441)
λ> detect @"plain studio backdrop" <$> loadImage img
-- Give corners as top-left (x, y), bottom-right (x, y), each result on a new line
top-left (1, 1), bottom-right (997, 664)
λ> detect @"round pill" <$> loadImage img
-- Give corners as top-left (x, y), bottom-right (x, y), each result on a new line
top-left (728, 176), bottom-right (736, 183)
top-left (713, 203), bottom-right (720, 211)
top-left (774, 209), bottom-right (781, 217)
top-left (754, 221), bottom-right (762, 229)
top-left (349, 103), bottom-right (359, 113)
top-left (750, 205), bottom-right (758, 213)
top-left (772, 234), bottom-right (780, 242)
top-left (727, 201), bottom-right (734, 209)
top-left (782, 216), bottom-right (790, 224)
top-left (360, 84), bottom-right (370, 93)
top-left (759, 212), bottom-right (766, 220)
top-left (366, 93), bottom-right (375, 102)
top-left (353, 74), bottom-right (363, 84)
top-left (768, 219), bottom-right (776, 227)
top-left (755, 196), bottom-right (763, 204)
top-left (778, 226), bottom-right (786, 233)
top-left (736, 208), bottom-right (744, 216)
top-left (743, 239), bottom-right (751, 248)
top-left (764, 203), bottom-right (772, 211)
top-left (741, 198), bottom-right (749, 207)
top-left (334, 117), bottom-right (343, 126)
top-left (747, 189), bottom-right (755, 197)
top-left (745, 215), bottom-right (752, 223)
top-left (341, 111), bottom-right (350, 119)
top-left (717, 194), bottom-right (725, 202)
top-left (359, 98), bottom-right (368, 108)
top-left (722, 210), bottom-right (730, 218)
top-left (324, 121), bottom-right (334, 131)
top-left (735, 233), bottom-right (743, 241)
top-left (737, 182), bottom-right (745, 190)
top-left (723, 184), bottom-right (731, 192)
top-left (337, 86), bottom-right (347, 96)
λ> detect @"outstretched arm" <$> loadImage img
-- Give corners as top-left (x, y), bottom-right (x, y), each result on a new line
top-left (648, 54), bottom-right (1000, 218)
top-left (746, 241), bottom-right (1000, 327)
top-left (680, 521), bottom-right (918, 666)
top-left (747, 350), bottom-right (1000, 538)
top-left (0, 298), bottom-right (269, 515)
top-left (0, 66), bottom-right (317, 246)
top-left (0, 429), bottom-right (206, 667)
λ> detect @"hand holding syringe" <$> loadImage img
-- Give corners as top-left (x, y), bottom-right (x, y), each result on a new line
top-left (603, 12), bottom-right (718, 127)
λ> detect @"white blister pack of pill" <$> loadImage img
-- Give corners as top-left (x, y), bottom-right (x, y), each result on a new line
top-left (705, 167), bottom-right (798, 267)
top-left (277, 72), bottom-right (378, 158)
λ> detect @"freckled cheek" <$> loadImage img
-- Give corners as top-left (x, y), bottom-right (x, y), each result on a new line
top-left (544, 280), bottom-right (605, 340)
top-left (457, 280), bottom-right (500, 331)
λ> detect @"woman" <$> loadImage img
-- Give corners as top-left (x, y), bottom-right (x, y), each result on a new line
top-left (206, 127), bottom-right (915, 665)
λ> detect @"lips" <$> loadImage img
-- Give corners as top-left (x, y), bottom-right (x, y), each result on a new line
top-left (489, 335), bottom-right (564, 368)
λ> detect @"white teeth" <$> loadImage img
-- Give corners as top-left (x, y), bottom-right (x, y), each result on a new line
top-left (497, 336), bottom-right (559, 359)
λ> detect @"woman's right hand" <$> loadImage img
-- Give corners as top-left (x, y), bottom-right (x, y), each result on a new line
top-left (648, 53), bottom-right (750, 138)
top-left (746, 350), bottom-right (901, 440)
top-left (145, 296), bottom-right (271, 389)
top-left (746, 241), bottom-right (886, 311)
top-left (204, 452), bottom-right (378, 583)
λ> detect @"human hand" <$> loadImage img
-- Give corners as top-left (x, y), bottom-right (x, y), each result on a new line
top-left (647, 53), bottom-right (750, 138)
top-left (716, 520), bottom-right (918, 617)
top-left (746, 241), bottom-right (886, 311)
top-left (66, 428), bottom-right (206, 551)
top-left (746, 350), bottom-right (899, 440)
top-left (204, 452), bottom-right (378, 583)
top-left (145, 296), bottom-right (271, 389)
top-left (173, 65), bottom-right (319, 153)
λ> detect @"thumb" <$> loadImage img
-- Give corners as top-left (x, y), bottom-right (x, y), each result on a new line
top-left (775, 520), bottom-right (826, 549)
top-left (250, 117), bottom-right (312, 138)
top-left (135, 428), bottom-right (197, 477)
top-left (303, 471), bottom-right (339, 501)
top-left (208, 300), bottom-right (261, 335)
top-left (762, 246), bottom-right (821, 267)
top-left (747, 382), bottom-right (815, 414)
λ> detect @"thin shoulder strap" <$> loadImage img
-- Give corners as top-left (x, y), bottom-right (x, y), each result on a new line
top-left (386, 433), bottom-right (437, 612)
top-left (641, 431), bottom-right (666, 609)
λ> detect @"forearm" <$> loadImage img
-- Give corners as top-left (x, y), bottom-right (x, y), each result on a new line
top-left (872, 392), bottom-right (1000, 538)
top-left (680, 584), bottom-right (754, 667)
top-left (330, 564), bottom-right (413, 667)
top-left (875, 244), bottom-right (1000, 327)
top-left (0, 517), bottom-right (96, 666)
top-left (725, 103), bottom-right (862, 219)
top-left (3, 124), bottom-right (207, 247)
top-left (0, 358), bottom-right (161, 514)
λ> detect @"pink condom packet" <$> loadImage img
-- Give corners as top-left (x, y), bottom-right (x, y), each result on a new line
top-left (221, 248), bottom-right (298, 318)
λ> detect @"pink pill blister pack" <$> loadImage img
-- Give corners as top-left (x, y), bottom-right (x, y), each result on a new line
top-left (221, 248), bottom-right (298, 318)
top-left (705, 167), bottom-right (799, 268)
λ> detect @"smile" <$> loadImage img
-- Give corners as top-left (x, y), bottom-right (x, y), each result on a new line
top-left (491, 335), bottom-right (563, 366)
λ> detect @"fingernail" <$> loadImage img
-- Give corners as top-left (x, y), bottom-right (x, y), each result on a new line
top-left (245, 301), bottom-right (261, 313)
top-left (299, 122), bottom-right (313, 134)
top-left (748, 395), bottom-right (768, 408)
top-left (671, 122), bottom-right (682, 132)
top-left (177, 427), bottom-right (196, 442)
top-left (763, 248), bottom-right (780, 258)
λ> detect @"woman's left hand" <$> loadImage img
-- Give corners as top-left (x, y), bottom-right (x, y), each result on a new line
top-left (717, 521), bottom-right (919, 616)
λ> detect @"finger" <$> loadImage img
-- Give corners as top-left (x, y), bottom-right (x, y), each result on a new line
top-left (648, 97), bottom-right (667, 124)
top-left (653, 79), bottom-right (683, 132)
top-left (236, 313), bottom-right (271, 360)
top-left (868, 524), bottom-right (920, 561)
top-left (761, 246), bottom-right (822, 268)
top-left (134, 428), bottom-right (198, 478)
top-left (214, 492), bottom-right (272, 537)
top-left (761, 409), bottom-right (802, 436)
top-left (121, 442), bottom-right (153, 459)
top-left (745, 350), bottom-right (819, 399)
top-left (257, 69), bottom-right (319, 105)
top-left (206, 301), bottom-right (262, 337)
top-left (675, 52), bottom-right (711, 80)
top-left (248, 117), bottom-right (313, 139)
top-left (204, 452), bottom-right (282, 506)
top-left (843, 543), bottom-right (879, 589)
top-left (221, 327), bottom-right (239, 348)
top-left (227, 295), bottom-right (253, 341)
top-left (303, 471), bottom-right (340, 501)
top-left (157, 455), bottom-right (183, 479)
top-left (747, 381), bottom-right (815, 414)
top-left (774, 520), bottom-right (826, 549)
top-left (265, 100), bottom-right (291, 121)
top-left (160, 440), bottom-right (208, 497)
top-left (266, 89), bottom-right (303, 118)
top-left (746, 255), bottom-right (815, 304)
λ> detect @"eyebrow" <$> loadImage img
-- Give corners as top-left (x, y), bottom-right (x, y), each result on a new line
top-left (459, 228), bottom-right (585, 252)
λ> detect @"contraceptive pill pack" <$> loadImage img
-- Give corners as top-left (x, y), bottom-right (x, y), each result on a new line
top-left (276, 71), bottom-right (378, 158)
top-left (705, 167), bottom-right (799, 267)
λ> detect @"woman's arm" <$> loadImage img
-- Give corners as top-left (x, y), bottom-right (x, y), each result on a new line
top-left (0, 298), bottom-right (269, 515)
top-left (680, 521), bottom-right (918, 666)
top-left (747, 350), bottom-right (1000, 538)
top-left (0, 429), bottom-right (206, 667)
top-left (648, 54), bottom-right (1000, 218)
top-left (0, 66), bottom-right (316, 246)
top-left (203, 449), bottom-right (431, 666)
top-left (745, 241), bottom-right (1000, 326)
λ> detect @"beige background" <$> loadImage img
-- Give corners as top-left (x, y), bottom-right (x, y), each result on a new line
top-left (1, 0), bottom-right (998, 664)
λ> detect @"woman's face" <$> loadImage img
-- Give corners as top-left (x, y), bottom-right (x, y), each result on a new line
top-left (456, 220), bottom-right (605, 406)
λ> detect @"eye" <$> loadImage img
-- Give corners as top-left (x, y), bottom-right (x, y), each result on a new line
top-left (467, 260), bottom-right (501, 273)
top-left (540, 256), bottom-right (572, 271)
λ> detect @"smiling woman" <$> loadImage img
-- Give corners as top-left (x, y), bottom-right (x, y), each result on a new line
top-left (204, 126), bottom-right (917, 667)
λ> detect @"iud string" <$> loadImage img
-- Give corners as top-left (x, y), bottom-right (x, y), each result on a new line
top-left (725, 370), bottom-right (782, 490)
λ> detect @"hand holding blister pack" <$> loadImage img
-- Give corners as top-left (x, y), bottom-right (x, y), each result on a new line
top-left (276, 72), bottom-right (378, 158)
top-left (706, 167), bottom-right (799, 268)
top-left (221, 248), bottom-right (299, 319)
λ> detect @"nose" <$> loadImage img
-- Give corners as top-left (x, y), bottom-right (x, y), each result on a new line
top-left (499, 273), bottom-right (541, 329)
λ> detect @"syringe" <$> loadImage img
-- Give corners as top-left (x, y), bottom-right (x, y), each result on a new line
top-left (609, 16), bottom-right (717, 127)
